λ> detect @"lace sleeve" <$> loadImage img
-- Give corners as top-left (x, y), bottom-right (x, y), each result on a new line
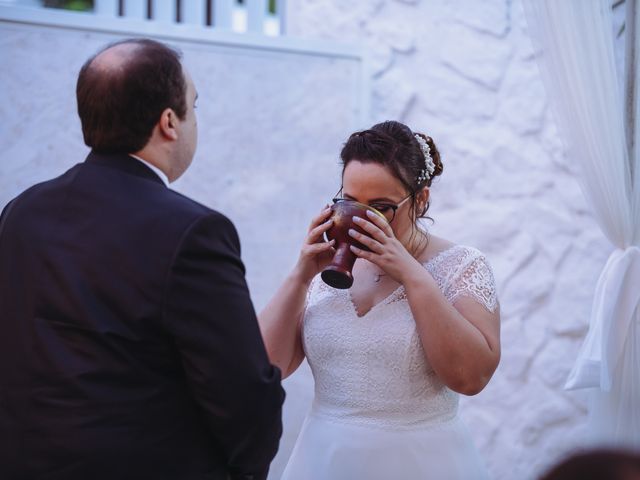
top-left (305, 274), bottom-right (319, 308)
top-left (447, 252), bottom-right (498, 313)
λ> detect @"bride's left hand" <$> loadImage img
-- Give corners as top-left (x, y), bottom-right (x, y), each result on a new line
top-left (348, 210), bottom-right (424, 285)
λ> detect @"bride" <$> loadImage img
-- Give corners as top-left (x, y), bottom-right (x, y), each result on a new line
top-left (259, 120), bottom-right (500, 480)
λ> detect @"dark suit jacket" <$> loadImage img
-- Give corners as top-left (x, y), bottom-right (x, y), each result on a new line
top-left (0, 151), bottom-right (285, 480)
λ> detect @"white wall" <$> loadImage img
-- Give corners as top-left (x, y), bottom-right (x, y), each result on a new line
top-left (0, 2), bottom-right (626, 479)
top-left (279, 1), bottom-right (621, 479)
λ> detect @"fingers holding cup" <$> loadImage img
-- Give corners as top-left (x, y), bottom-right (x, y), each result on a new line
top-left (308, 205), bottom-right (332, 233)
top-left (308, 217), bottom-right (334, 244)
top-left (348, 228), bottom-right (383, 254)
top-left (365, 209), bottom-right (394, 238)
top-left (352, 215), bottom-right (389, 244)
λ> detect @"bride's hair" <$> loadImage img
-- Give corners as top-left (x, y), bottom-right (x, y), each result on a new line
top-left (339, 120), bottom-right (443, 221)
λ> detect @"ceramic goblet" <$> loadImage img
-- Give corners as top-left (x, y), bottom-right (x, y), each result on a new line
top-left (321, 199), bottom-right (387, 289)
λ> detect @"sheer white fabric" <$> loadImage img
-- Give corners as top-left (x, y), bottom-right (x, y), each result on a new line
top-left (281, 245), bottom-right (497, 480)
top-left (523, 0), bottom-right (640, 447)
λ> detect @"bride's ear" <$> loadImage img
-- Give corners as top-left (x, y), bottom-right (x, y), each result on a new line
top-left (417, 187), bottom-right (430, 213)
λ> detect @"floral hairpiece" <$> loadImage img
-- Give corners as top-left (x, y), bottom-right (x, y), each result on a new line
top-left (414, 134), bottom-right (435, 184)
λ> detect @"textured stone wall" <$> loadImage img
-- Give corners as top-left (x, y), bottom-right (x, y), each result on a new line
top-left (0, 3), bottom-right (623, 479)
top-left (274, 1), bottom-right (617, 479)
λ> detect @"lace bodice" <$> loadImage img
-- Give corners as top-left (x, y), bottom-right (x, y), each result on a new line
top-left (302, 245), bottom-right (498, 429)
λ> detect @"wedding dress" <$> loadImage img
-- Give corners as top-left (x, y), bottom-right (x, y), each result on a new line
top-left (281, 245), bottom-right (498, 480)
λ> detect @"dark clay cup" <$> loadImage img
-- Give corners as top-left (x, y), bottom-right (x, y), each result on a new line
top-left (321, 199), bottom-right (387, 289)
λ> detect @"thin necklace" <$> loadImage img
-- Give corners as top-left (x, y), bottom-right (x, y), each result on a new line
top-left (373, 230), bottom-right (430, 283)
top-left (373, 230), bottom-right (429, 283)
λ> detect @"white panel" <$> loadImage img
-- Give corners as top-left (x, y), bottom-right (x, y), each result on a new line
top-left (94, 0), bottom-right (118, 17)
top-left (152, 0), bottom-right (176, 23)
top-left (0, 5), bottom-right (365, 58)
top-left (122, 0), bottom-right (146, 20)
top-left (231, 8), bottom-right (246, 33)
top-left (277, 0), bottom-right (285, 35)
top-left (264, 15), bottom-right (279, 37)
top-left (181, 0), bottom-right (206, 26)
top-left (213, 0), bottom-right (233, 29)
top-left (5, 0), bottom-right (40, 6)
top-left (246, 0), bottom-right (265, 33)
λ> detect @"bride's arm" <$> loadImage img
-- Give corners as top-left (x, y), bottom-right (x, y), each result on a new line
top-left (349, 211), bottom-right (500, 396)
top-left (403, 267), bottom-right (500, 396)
top-left (258, 271), bottom-right (310, 379)
top-left (258, 207), bottom-right (335, 379)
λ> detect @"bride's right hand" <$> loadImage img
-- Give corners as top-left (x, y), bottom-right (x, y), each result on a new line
top-left (293, 206), bottom-right (336, 285)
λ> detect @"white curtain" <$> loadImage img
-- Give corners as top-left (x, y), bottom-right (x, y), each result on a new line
top-left (522, 0), bottom-right (640, 447)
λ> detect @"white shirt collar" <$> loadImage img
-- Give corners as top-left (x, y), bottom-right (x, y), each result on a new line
top-left (129, 154), bottom-right (170, 186)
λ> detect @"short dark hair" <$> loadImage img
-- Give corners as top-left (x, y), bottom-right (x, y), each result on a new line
top-left (76, 38), bottom-right (187, 154)
top-left (539, 449), bottom-right (640, 480)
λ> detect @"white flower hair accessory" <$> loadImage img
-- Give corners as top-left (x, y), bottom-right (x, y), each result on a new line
top-left (414, 134), bottom-right (436, 183)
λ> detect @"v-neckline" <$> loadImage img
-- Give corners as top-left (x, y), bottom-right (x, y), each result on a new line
top-left (346, 245), bottom-right (460, 318)
top-left (347, 284), bottom-right (404, 318)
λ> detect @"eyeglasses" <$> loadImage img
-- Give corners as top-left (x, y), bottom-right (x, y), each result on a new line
top-left (332, 187), bottom-right (413, 223)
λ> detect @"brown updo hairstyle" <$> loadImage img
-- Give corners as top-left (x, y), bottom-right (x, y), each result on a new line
top-left (339, 120), bottom-right (443, 254)
top-left (340, 120), bottom-right (443, 222)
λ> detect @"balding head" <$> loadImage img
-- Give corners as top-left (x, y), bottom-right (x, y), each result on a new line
top-left (76, 38), bottom-right (187, 153)
top-left (90, 42), bottom-right (139, 73)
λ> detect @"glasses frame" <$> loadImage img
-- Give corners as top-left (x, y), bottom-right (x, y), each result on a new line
top-left (332, 187), bottom-right (413, 223)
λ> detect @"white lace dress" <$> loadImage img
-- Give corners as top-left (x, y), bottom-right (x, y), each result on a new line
top-left (281, 245), bottom-right (498, 480)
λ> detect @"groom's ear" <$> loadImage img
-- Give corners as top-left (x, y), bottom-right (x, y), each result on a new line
top-left (158, 108), bottom-right (179, 141)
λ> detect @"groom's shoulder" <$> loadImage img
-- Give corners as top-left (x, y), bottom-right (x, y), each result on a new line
top-left (162, 188), bottom-right (219, 221)
top-left (159, 187), bottom-right (205, 213)
top-left (159, 190), bottom-right (241, 257)
top-left (161, 188), bottom-right (235, 234)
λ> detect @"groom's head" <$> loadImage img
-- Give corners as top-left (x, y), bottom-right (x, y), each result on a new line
top-left (76, 38), bottom-right (198, 182)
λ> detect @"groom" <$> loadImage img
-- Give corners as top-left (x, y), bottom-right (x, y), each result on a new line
top-left (0, 39), bottom-right (284, 480)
